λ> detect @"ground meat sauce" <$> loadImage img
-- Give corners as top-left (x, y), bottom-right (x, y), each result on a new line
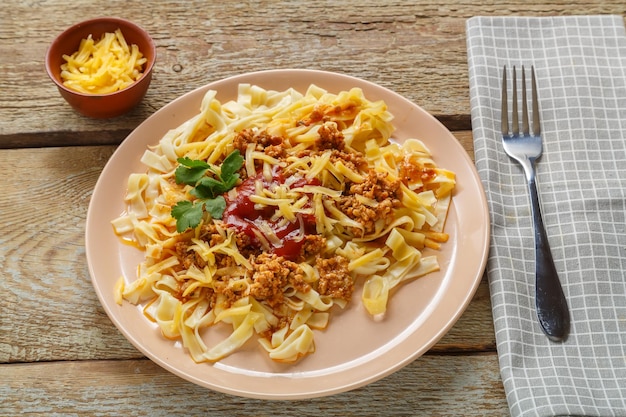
top-left (175, 126), bottom-right (374, 312)
top-left (316, 122), bottom-right (345, 150)
top-left (316, 255), bottom-right (353, 300)
top-left (337, 170), bottom-right (402, 235)
top-left (232, 128), bottom-right (286, 176)
top-left (249, 253), bottom-right (311, 307)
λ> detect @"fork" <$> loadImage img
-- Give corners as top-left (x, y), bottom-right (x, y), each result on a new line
top-left (501, 65), bottom-right (570, 342)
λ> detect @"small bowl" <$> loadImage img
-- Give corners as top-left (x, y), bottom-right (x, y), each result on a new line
top-left (45, 17), bottom-right (156, 119)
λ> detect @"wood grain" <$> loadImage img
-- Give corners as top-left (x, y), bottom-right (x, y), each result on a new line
top-left (1, 355), bottom-right (508, 416)
top-left (0, 146), bottom-right (141, 362)
top-left (1, 1), bottom-right (624, 148)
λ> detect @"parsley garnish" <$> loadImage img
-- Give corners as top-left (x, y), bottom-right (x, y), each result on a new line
top-left (171, 150), bottom-right (244, 232)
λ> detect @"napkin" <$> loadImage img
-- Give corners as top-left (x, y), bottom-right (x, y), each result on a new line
top-left (466, 15), bottom-right (626, 417)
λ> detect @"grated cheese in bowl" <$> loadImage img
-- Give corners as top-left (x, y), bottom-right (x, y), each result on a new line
top-left (60, 28), bottom-right (147, 95)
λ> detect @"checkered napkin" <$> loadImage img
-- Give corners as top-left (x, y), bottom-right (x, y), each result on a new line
top-left (466, 15), bottom-right (626, 417)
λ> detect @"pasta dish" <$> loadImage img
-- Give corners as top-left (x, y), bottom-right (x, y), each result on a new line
top-left (111, 84), bottom-right (456, 363)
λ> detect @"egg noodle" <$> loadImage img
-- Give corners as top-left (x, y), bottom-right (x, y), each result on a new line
top-left (112, 84), bottom-right (456, 363)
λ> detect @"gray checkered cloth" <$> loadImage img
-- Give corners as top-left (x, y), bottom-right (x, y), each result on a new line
top-left (466, 15), bottom-right (626, 417)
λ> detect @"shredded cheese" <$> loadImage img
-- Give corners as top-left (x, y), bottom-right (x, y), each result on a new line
top-left (60, 28), bottom-right (147, 94)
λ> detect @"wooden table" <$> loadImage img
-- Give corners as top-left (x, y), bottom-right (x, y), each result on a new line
top-left (2, 1), bottom-right (624, 415)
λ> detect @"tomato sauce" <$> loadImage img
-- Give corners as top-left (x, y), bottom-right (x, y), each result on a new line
top-left (223, 168), bottom-right (319, 261)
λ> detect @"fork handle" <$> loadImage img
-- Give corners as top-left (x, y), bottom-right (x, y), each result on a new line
top-left (527, 175), bottom-right (571, 342)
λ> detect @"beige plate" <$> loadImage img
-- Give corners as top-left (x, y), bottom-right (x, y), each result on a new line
top-left (86, 69), bottom-right (490, 399)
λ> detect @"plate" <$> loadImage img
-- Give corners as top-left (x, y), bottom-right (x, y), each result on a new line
top-left (86, 69), bottom-right (489, 399)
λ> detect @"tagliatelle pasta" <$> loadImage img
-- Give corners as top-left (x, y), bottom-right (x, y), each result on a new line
top-left (112, 84), bottom-right (456, 363)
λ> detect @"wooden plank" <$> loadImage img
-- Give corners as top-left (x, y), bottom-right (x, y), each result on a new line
top-left (0, 132), bottom-right (491, 364)
top-left (2, 0), bottom-right (624, 147)
top-left (0, 146), bottom-right (142, 362)
top-left (0, 354), bottom-right (508, 415)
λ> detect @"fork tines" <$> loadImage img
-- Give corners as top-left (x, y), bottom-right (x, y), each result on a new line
top-left (501, 65), bottom-right (540, 137)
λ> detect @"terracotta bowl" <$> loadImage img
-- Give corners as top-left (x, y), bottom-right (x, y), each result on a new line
top-left (45, 17), bottom-right (156, 119)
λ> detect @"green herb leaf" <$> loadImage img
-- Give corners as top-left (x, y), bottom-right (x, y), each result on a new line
top-left (193, 177), bottom-right (231, 199)
top-left (223, 172), bottom-right (240, 189)
top-left (175, 157), bottom-right (211, 185)
top-left (177, 157), bottom-right (211, 169)
top-left (204, 196), bottom-right (227, 219)
top-left (171, 200), bottom-right (205, 233)
top-left (220, 150), bottom-right (244, 180)
top-left (171, 150), bottom-right (243, 232)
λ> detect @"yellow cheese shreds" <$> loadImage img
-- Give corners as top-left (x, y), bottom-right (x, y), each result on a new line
top-left (60, 28), bottom-right (147, 94)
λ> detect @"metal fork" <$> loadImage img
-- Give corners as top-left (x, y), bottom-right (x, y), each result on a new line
top-left (501, 65), bottom-right (570, 342)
